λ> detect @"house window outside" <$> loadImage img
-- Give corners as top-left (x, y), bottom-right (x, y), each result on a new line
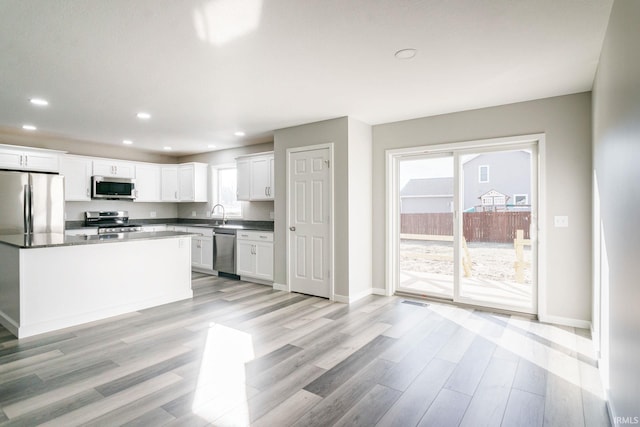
top-left (514, 194), bottom-right (528, 205)
top-left (213, 165), bottom-right (242, 217)
top-left (481, 196), bottom-right (493, 206)
top-left (479, 165), bottom-right (489, 183)
top-left (494, 196), bottom-right (506, 205)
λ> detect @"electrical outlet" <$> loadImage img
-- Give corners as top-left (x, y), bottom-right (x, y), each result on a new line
top-left (192, 211), bottom-right (197, 217)
top-left (554, 215), bottom-right (569, 228)
top-left (150, 211), bottom-right (157, 218)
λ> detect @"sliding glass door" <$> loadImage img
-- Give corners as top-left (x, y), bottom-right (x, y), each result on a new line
top-left (394, 142), bottom-right (537, 314)
top-left (398, 154), bottom-right (455, 299)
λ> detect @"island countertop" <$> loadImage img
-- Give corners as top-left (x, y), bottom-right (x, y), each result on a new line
top-left (0, 231), bottom-right (197, 249)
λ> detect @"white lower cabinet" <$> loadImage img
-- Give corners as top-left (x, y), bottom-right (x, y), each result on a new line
top-left (187, 227), bottom-right (214, 271)
top-left (236, 231), bottom-right (273, 282)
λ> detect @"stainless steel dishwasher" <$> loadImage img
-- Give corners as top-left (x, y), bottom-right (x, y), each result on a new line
top-left (213, 228), bottom-right (236, 275)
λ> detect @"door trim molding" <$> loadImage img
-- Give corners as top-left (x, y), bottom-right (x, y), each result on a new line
top-left (386, 133), bottom-right (546, 316)
top-left (285, 142), bottom-right (335, 301)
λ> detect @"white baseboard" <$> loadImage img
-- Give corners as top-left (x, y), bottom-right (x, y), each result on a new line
top-left (239, 276), bottom-right (273, 286)
top-left (333, 289), bottom-right (373, 304)
top-left (538, 313), bottom-right (591, 329)
top-left (273, 282), bottom-right (288, 292)
top-left (372, 288), bottom-right (386, 296)
top-left (0, 308), bottom-right (19, 337)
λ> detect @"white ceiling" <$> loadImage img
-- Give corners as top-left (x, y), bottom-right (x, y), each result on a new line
top-left (0, 0), bottom-right (613, 156)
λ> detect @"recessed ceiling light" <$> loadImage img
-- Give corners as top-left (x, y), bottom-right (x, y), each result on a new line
top-left (22, 124), bottom-right (37, 131)
top-left (163, 146), bottom-right (172, 151)
top-left (29, 98), bottom-right (49, 106)
top-left (208, 144), bottom-right (216, 149)
top-left (136, 112), bottom-right (151, 120)
top-left (394, 48), bottom-right (417, 60)
top-left (122, 139), bottom-right (133, 145)
top-left (234, 131), bottom-right (245, 137)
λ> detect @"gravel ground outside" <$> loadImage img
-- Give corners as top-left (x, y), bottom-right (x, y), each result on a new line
top-left (400, 239), bottom-right (533, 284)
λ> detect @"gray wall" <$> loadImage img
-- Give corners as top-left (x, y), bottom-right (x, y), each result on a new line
top-left (273, 117), bottom-right (351, 297)
top-left (177, 142), bottom-right (274, 221)
top-left (347, 118), bottom-right (373, 297)
top-left (65, 201), bottom-right (177, 221)
top-left (373, 93), bottom-right (593, 322)
top-left (592, 0), bottom-right (640, 420)
top-left (401, 197), bottom-right (452, 214)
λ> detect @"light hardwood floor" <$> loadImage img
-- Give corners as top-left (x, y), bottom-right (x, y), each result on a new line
top-left (0, 273), bottom-right (610, 426)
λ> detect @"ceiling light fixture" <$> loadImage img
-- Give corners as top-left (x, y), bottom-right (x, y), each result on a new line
top-left (394, 48), bottom-right (417, 60)
top-left (136, 112), bottom-right (151, 120)
top-left (29, 98), bottom-right (49, 106)
top-left (123, 139), bottom-right (133, 145)
top-left (22, 124), bottom-right (37, 131)
top-left (234, 131), bottom-right (245, 137)
top-left (163, 146), bottom-right (172, 151)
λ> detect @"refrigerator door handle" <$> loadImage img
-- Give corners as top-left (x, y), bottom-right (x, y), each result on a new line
top-left (29, 183), bottom-right (34, 234)
top-left (23, 184), bottom-right (30, 233)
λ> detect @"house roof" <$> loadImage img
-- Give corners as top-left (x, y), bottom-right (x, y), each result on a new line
top-left (400, 177), bottom-right (453, 197)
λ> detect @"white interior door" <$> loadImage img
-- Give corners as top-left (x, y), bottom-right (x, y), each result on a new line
top-left (288, 147), bottom-right (331, 298)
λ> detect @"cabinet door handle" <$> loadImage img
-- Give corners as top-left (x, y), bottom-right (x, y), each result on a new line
top-left (265, 187), bottom-right (268, 196)
top-left (86, 188), bottom-right (90, 197)
top-left (260, 235), bottom-right (267, 239)
top-left (19, 155), bottom-right (23, 166)
top-left (174, 191), bottom-right (178, 199)
top-left (24, 155), bottom-right (28, 167)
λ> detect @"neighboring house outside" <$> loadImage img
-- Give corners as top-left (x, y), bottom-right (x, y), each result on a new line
top-left (400, 177), bottom-right (453, 213)
top-left (400, 151), bottom-right (531, 213)
top-left (462, 151), bottom-right (531, 211)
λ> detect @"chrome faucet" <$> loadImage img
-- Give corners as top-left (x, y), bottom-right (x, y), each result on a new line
top-left (210, 203), bottom-right (226, 225)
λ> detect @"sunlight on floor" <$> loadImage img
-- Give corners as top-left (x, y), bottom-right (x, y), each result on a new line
top-left (193, 0), bottom-right (262, 45)
top-left (429, 303), bottom-right (604, 398)
top-left (192, 323), bottom-right (255, 425)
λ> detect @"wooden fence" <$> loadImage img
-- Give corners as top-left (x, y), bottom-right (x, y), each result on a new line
top-left (401, 212), bottom-right (531, 243)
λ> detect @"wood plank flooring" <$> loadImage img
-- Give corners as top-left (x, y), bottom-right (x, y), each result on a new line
top-left (0, 273), bottom-right (610, 426)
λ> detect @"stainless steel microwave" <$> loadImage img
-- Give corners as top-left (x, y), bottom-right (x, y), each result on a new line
top-left (91, 176), bottom-right (136, 200)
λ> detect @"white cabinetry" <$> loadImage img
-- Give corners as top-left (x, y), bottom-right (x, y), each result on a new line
top-left (178, 163), bottom-right (208, 202)
top-left (236, 152), bottom-right (274, 201)
top-left (185, 227), bottom-right (214, 271)
top-left (161, 166), bottom-right (179, 201)
top-left (135, 163), bottom-right (162, 202)
top-left (93, 159), bottom-right (135, 178)
top-left (236, 231), bottom-right (273, 282)
top-left (60, 155), bottom-right (92, 201)
top-left (236, 158), bottom-right (251, 201)
top-left (0, 144), bottom-right (61, 172)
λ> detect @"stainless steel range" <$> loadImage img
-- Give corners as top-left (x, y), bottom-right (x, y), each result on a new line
top-left (85, 211), bottom-right (142, 234)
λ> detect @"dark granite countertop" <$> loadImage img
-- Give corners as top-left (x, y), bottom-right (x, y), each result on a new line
top-left (65, 219), bottom-right (274, 232)
top-left (0, 231), bottom-right (196, 249)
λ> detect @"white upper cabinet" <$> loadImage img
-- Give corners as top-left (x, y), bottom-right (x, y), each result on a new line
top-left (236, 158), bottom-right (251, 200)
top-left (236, 152), bottom-right (274, 201)
top-left (60, 155), bottom-right (92, 201)
top-left (93, 159), bottom-right (135, 178)
top-left (134, 163), bottom-right (162, 202)
top-left (178, 163), bottom-right (208, 202)
top-left (161, 166), bottom-right (179, 201)
top-left (0, 144), bottom-right (61, 173)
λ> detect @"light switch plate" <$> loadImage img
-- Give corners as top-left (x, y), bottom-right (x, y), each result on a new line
top-left (554, 216), bottom-right (569, 228)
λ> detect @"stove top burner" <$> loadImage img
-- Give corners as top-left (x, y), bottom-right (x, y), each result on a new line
top-left (85, 210), bottom-right (142, 234)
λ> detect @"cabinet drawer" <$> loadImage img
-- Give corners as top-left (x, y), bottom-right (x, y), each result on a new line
top-left (237, 231), bottom-right (273, 242)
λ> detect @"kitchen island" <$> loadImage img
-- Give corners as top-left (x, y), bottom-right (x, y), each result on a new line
top-left (0, 231), bottom-right (194, 338)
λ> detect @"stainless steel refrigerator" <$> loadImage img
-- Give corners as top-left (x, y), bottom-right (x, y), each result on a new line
top-left (0, 170), bottom-right (65, 235)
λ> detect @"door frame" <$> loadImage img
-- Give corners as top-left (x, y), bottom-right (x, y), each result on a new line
top-left (386, 133), bottom-right (546, 316)
top-left (285, 143), bottom-right (335, 301)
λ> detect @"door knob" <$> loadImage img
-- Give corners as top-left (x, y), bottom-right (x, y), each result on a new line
top-left (289, 226), bottom-right (296, 231)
